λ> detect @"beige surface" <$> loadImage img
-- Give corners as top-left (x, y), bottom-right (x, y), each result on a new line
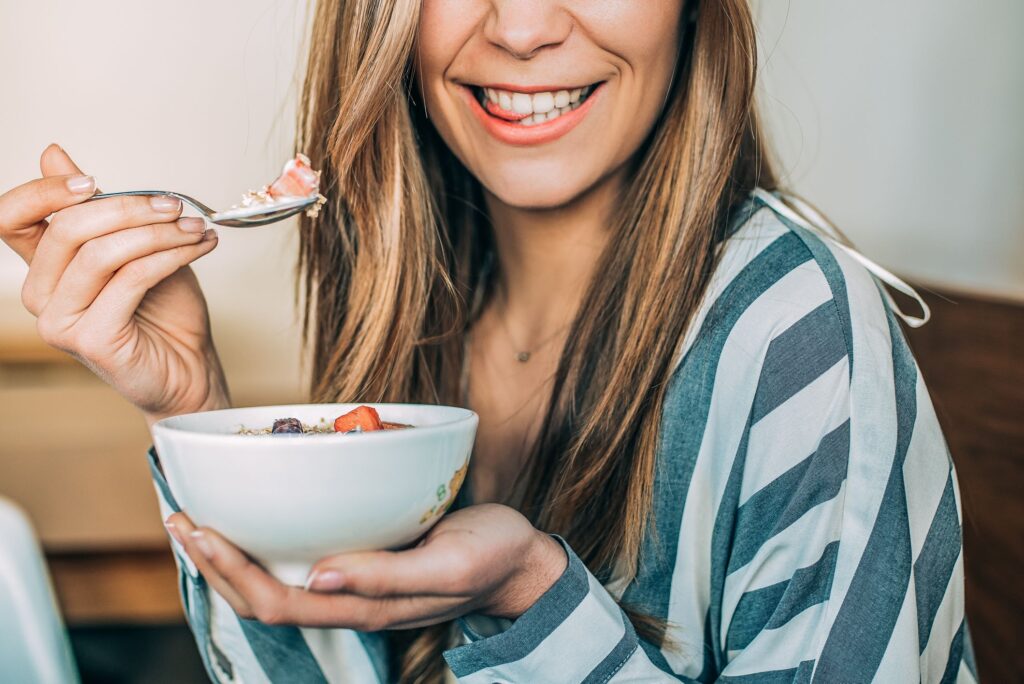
top-left (0, 336), bottom-right (304, 551)
top-left (0, 382), bottom-right (163, 550)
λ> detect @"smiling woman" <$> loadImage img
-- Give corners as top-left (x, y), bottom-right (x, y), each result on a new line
top-left (0, 0), bottom-right (976, 683)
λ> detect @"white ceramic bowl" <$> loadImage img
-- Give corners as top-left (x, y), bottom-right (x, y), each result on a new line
top-left (151, 403), bottom-right (477, 585)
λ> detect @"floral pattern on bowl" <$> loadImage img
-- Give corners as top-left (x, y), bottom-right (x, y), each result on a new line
top-left (420, 459), bottom-right (470, 524)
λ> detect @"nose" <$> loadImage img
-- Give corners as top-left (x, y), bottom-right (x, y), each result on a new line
top-left (484, 0), bottom-right (573, 60)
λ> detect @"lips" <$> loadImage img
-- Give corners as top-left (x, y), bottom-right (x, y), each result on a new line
top-left (460, 82), bottom-right (604, 146)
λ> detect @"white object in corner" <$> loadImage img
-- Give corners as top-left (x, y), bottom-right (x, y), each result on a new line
top-left (0, 497), bottom-right (80, 684)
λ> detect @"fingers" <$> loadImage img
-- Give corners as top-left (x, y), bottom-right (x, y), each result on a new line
top-left (34, 231), bottom-right (217, 357)
top-left (181, 524), bottom-right (294, 624)
top-left (81, 230), bottom-right (218, 332)
top-left (175, 521), bottom-right (466, 631)
top-left (37, 218), bottom-right (208, 320)
top-left (40, 143), bottom-right (85, 177)
top-left (306, 539), bottom-right (474, 599)
top-left (22, 194), bottom-right (185, 314)
top-left (0, 144), bottom-right (92, 264)
top-left (166, 514), bottom-right (254, 617)
top-left (0, 173), bottom-right (97, 264)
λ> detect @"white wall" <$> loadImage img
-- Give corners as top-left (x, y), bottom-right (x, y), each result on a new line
top-left (755, 0), bottom-right (1024, 300)
top-left (0, 1), bottom-right (310, 398)
top-left (1, 1), bottom-right (1021, 399)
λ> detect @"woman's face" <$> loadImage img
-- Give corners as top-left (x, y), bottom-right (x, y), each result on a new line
top-left (417, 1), bottom-right (685, 210)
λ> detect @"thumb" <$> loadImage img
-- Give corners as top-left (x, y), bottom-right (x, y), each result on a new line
top-left (40, 143), bottom-right (86, 178)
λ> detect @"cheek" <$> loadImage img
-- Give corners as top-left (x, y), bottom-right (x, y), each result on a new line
top-left (416, 0), bottom-right (483, 85)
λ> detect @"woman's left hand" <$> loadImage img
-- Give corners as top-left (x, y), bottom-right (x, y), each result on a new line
top-left (165, 504), bottom-right (568, 631)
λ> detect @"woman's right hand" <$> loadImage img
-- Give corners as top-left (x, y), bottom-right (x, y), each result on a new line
top-left (0, 144), bottom-right (230, 427)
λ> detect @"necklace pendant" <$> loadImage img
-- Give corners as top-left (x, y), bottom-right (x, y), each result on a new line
top-left (516, 351), bottom-right (531, 363)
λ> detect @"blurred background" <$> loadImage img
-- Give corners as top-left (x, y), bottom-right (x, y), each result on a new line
top-left (0, 1), bottom-right (1020, 682)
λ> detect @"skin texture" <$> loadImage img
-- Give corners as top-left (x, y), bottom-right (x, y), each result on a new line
top-left (0, 0), bottom-right (684, 629)
top-left (0, 145), bottom-right (229, 428)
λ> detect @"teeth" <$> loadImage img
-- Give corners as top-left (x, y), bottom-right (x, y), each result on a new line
top-left (532, 91), bottom-right (555, 114)
top-left (511, 92), bottom-right (532, 114)
top-left (478, 84), bottom-right (596, 126)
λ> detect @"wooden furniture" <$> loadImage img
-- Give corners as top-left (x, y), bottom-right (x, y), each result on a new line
top-left (902, 287), bottom-right (1024, 684)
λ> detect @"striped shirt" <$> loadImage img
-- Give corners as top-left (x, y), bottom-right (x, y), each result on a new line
top-left (151, 191), bottom-right (976, 683)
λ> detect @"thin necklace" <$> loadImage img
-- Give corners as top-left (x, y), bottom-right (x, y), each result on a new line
top-left (495, 294), bottom-right (572, 363)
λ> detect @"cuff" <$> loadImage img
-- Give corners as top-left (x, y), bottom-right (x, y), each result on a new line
top-left (443, 537), bottom-right (639, 682)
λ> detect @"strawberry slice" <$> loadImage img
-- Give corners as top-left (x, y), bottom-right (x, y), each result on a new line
top-left (268, 153), bottom-right (320, 200)
top-left (333, 405), bottom-right (384, 433)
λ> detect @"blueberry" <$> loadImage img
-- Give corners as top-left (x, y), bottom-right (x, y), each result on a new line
top-left (271, 417), bottom-right (304, 434)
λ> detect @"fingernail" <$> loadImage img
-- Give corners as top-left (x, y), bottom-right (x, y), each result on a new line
top-left (164, 521), bottom-right (183, 545)
top-left (179, 217), bottom-right (206, 233)
top-left (202, 228), bottom-right (218, 241)
top-left (65, 175), bottom-right (95, 194)
top-left (189, 530), bottom-right (215, 560)
top-left (150, 195), bottom-right (182, 212)
top-left (306, 569), bottom-right (343, 592)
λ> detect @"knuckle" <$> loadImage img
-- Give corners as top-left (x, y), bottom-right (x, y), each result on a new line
top-left (362, 613), bottom-right (390, 632)
top-left (117, 195), bottom-right (139, 217)
top-left (446, 550), bottom-right (476, 589)
top-left (119, 258), bottom-right (150, 287)
top-left (20, 282), bottom-right (41, 316)
top-left (46, 211), bottom-right (69, 240)
top-left (253, 601), bottom-right (286, 626)
top-left (146, 222), bottom-right (175, 247)
top-left (35, 314), bottom-right (67, 349)
top-left (352, 615), bottom-right (376, 632)
top-left (77, 238), bottom-right (109, 271)
top-left (25, 180), bottom-right (57, 217)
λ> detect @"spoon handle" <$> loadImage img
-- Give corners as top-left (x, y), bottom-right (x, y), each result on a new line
top-left (88, 190), bottom-right (217, 217)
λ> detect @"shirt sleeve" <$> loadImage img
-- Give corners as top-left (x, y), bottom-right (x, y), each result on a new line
top-left (712, 265), bottom-right (976, 682)
top-left (443, 536), bottom-right (678, 683)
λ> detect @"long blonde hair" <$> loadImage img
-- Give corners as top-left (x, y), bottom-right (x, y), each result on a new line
top-left (297, 0), bottom-right (774, 680)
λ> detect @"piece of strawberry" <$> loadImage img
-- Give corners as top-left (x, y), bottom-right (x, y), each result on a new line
top-left (333, 405), bottom-right (384, 433)
top-left (268, 153), bottom-right (320, 199)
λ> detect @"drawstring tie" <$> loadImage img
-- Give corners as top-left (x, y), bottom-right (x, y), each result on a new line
top-left (752, 188), bottom-right (931, 328)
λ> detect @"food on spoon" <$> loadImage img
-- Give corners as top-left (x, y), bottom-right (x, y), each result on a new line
top-left (224, 153), bottom-right (327, 219)
top-left (268, 154), bottom-right (321, 200)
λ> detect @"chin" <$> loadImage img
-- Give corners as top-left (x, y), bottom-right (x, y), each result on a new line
top-left (477, 161), bottom-right (603, 211)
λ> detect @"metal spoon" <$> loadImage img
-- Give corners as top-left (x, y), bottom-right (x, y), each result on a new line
top-left (86, 190), bottom-right (319, 227)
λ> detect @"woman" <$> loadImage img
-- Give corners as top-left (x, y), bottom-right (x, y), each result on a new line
top-left (0, 1), bottom-right (976, 682)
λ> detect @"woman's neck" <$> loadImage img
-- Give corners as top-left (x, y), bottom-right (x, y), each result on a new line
top-left (483, 174), bottom-right (622, 342)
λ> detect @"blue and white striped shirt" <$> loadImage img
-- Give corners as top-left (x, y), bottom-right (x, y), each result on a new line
top-left (151, 192), bottom-right (976, 683)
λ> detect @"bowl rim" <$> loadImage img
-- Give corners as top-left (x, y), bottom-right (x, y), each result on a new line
top-left (151, 402), bottom-right (478, 445)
